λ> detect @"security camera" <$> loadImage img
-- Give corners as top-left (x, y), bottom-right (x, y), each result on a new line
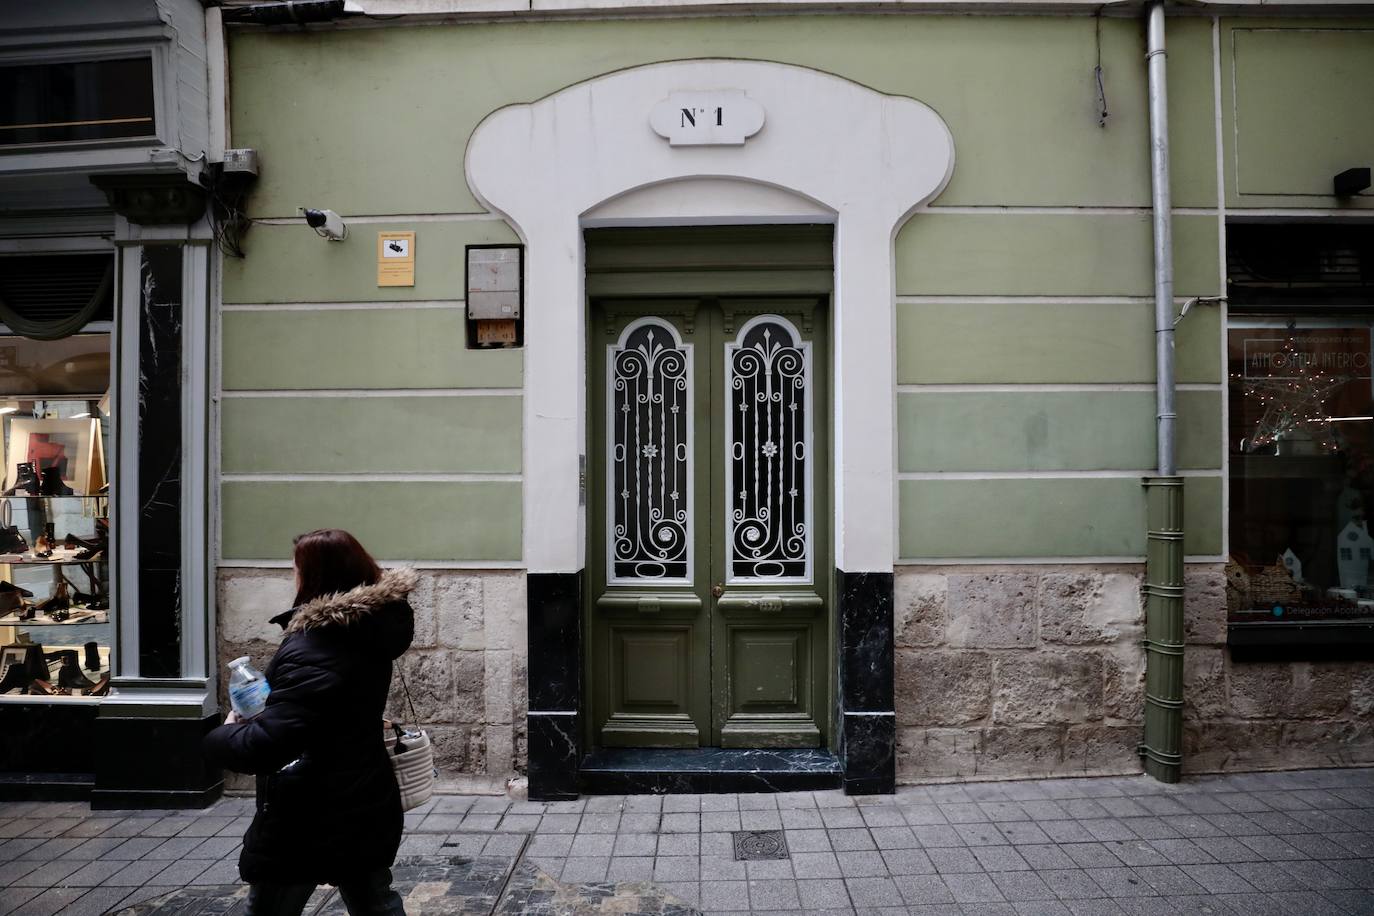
top-left (301, 208), bottom-right (347, 241)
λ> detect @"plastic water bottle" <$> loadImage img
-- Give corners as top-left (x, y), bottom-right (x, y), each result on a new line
top-left (228, 656), bottom-right (270, 719)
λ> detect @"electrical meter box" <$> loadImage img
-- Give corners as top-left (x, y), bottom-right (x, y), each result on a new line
top-left (465, 245), bottom-right (524, 348)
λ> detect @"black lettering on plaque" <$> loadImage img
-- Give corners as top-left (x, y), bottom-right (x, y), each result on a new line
top-left (716, 107), bottom-right (723, 127)
top-left (680, 108), bottom-right (696, 128)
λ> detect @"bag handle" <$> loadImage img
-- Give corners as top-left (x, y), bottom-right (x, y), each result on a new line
top-left (390, 663), bottom-right (420, 755)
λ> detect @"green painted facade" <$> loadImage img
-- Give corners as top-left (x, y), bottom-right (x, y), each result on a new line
top-left (222, 12), bottom-right (1373, 565)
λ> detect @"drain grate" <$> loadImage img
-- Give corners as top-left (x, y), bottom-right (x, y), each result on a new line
top-left (732, 830), bottom-right (790, 861)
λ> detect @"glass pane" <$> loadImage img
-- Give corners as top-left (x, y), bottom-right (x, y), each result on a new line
top-left (608, 319), bottom-right (693, 583)
top-left (0, 57), bottom-right (155, 147)
top-left (1228, 324), bottom-right (1374, 623)
top-left (0, 343), bottom-right (112, 700)
top-left (726, 316), bottom-right (811, 582)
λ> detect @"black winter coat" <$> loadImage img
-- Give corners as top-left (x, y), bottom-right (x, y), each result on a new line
top-left (203, 568), bottom-right (417, 885)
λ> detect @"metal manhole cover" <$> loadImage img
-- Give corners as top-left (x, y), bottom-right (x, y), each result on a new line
top-left (733, 829), bottom-right (789, 860)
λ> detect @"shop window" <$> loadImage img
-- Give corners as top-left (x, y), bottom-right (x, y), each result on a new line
top-left (0, 57), bottom-right (155, 148)
top-left (0, 253), bottom-right (112, 700)
top-left (1226, 223), bottom-right (1374, 652)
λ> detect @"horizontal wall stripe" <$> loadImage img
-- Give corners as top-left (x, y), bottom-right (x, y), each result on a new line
top-left (897, 556), bottom-right (1226, 566)
top-left (223, 301), bottom-right (464, 311)
top-left (221, 396), bottom-right (522, 474)
top-left (898, 476), bottom-right (1221, 558)
top-left (897, 389), bottom-right (1222, 472)
top-left (253, 213), bottom-right (496, 224)
top-left (895, 300), bottom-right (1222, 385)
top-left (920, 206), bottom-right (1222, 216)
top-left (897, 470), bottom-right (1223, 480)
top-left (896, 383), bottom-right (1222, 393)
top-left (221, 473), bottom-right (522, 482)
top-left (222, 309), bottom-right (522, 390)
top-left (223, 220), bottom-right (519, 304)
top-left (219, 388), bottom-right (521, 398)
top-left (221, 480), bottom-right (522, 562)
top-left (218, 559), bottom-right (526, 570)
top-left (895, 212), bottom-right (1221, 297)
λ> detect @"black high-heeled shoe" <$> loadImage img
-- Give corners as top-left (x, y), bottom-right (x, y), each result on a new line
top-left (0, 581), bottom-right (32, 614)
top-left (58, 657), bottom-right (97, 691)
top-left (84, 641), bottom-right (101, 672)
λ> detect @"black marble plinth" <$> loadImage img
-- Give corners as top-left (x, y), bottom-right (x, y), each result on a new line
top-left (527, 572), bottom-right (583, 799)
top-left (527, 572), bottom-right (582, 711)
top-left (528, 713), bottom-right (579, 801)
top-left (580, 748), bottom-right (842, 794)
top-left (137, 247), bottom-right (185, 679)
top-left (836, 569), bottom-right (895, 795)
top-left (91, 712), bottom-right (222, 809)
top-left (841, 713), bottom-right (895, 795)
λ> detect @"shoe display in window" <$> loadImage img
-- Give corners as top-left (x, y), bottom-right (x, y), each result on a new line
top-left (38, 465), bottom-right (73, 496)
top-left (0, 580), bottom-right (33, 613)
top-left (2, 463), bottom-right (39, 497)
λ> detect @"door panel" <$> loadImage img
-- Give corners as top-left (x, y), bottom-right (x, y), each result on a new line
top-left (589, 298), bottom-right (828, 750)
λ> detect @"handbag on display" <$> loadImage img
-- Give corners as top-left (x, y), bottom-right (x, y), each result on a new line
top-left (0, 499), bottom-right (28, 555)
top-left (383, 666), bottom-right (435, 811)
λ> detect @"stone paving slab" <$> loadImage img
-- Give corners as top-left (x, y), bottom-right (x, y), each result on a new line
top-left (0, 768), bottom-right (1371, 915)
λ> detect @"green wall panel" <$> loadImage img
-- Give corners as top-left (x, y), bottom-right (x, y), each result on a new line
top-left (898, 475), bottom-right (1220, 558)
top-left (894, 300), bottom-right (1221, 386)
top-left (221, 397), bottom-right (521, 474)
top-left (1228, 26), bottom-right (1374, 199)
top-left (897, 389), bottom-right (1220, 472)
top-left (221, 481), bottom-right (521, 561)
top-left (1167, 18), bottom-right (1220, 208)
top-left (230, 16), bottom-right (1168, 215)
top-left (222, 221), bottom-right (519, 304)
top-left (895, 214), bottom-right (1219, 297)
top-left (221, 309), bottom-right (522, 390)
top-left (1183, 473), bottom-right (1223, 558)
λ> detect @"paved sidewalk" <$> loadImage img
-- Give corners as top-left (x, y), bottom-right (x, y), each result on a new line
top-left (0, 767), bottom-right (1372, 916)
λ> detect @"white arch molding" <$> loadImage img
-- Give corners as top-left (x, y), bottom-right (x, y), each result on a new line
top-left (465, 59), bottom-right (955, 574)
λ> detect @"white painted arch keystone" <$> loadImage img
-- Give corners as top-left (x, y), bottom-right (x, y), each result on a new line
top-left (465, 59), bottom-right (955, 573)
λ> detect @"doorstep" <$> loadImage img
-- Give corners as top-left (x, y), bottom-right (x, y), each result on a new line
top-left (579, 748), bottom-right (842, 795)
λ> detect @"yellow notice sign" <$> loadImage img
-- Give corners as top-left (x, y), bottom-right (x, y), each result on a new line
top-left (377, 231), bottom-right (415, 287)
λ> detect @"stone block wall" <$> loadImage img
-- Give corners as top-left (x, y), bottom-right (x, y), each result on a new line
top-left (894, 565), bottom-right (1147, 783)
top-left (1182, 564), bottom-right (1374, 773)
top-left (215, 568), bottom-right (528, 788)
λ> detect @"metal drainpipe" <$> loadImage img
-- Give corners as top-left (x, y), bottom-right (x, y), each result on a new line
top-left (1141, 0), bottom-right (1186, 783)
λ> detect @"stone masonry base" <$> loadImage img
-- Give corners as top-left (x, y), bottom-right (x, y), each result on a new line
top-left (215, 567), bottom-right (528, 790)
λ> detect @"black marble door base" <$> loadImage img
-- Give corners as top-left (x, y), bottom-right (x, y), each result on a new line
top-left (837, 570), bottom-right (896, 795)
top-left (580, 748), bottom-right (842, 795)
top-left (91, 713), bottom-right (222, 810)
top-left (527, 573), bottom-right (582, 801)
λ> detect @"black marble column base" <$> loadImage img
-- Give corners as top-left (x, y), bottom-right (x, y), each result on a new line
top-left (841, 712), bottom-right (895, 795)
top-left (527, 572), bottom-right (583, 801)
top-left (837, 569), bottom-right (896, 795)
top-left (91, 713), bottom-right (223, 810)
top-left (528, 712), bottom-right (580, 801)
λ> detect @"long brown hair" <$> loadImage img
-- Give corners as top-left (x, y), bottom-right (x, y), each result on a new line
top-left (292, 528), bottom-right (382, 606)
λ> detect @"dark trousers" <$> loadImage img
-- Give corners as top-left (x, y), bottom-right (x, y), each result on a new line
top-left (245, 868), bottom-right (406, 916)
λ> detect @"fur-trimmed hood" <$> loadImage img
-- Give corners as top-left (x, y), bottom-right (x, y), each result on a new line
top-left (280, 567), bottom-right (419, 635)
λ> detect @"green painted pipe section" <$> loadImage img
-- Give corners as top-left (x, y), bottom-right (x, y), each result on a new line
top-left (1141, 476), bottom-right (1185, 782)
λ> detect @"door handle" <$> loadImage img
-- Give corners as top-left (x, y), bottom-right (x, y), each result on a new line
top-left (711, 583), bottom-right (723, 599)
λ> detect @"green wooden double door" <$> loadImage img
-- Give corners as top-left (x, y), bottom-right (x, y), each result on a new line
top-left (588, 297), bottom-right (830, 749)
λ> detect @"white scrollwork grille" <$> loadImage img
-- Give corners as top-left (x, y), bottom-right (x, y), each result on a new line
top-left (608, 319), bottom-right (693, 583)
top-left (726, 315), bottom-right (811, 582)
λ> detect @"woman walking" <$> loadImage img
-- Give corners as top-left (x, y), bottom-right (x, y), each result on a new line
top-left (204, 529), bottom-right (417, 916)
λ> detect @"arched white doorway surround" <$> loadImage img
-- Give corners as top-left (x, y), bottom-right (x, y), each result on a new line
top-left (465, 59), bottom-right (955, 576)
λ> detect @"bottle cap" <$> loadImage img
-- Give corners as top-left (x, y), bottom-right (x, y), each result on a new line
top-left (230, 656), bottom-right (250, 667)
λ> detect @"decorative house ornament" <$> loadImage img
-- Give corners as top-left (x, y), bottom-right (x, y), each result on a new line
top-left (650, 90), bottom-right (765, 147)
top-left (1336, 520), bottom-right (1373, 589)
top-left (1279, 548), bottom-right (1303, 583)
